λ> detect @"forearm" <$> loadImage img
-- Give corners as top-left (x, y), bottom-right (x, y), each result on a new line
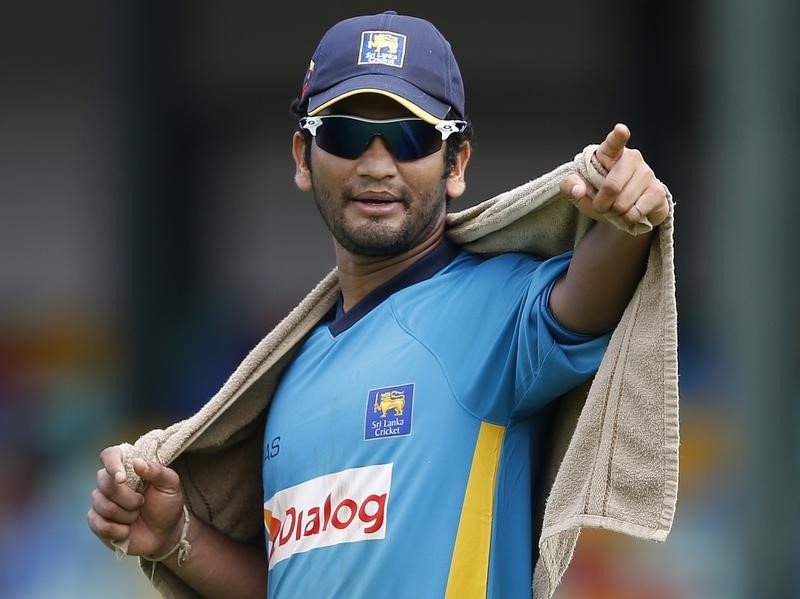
top-left (549, 221), bottom-right (652, 334)
top-left (159, 511), bottom-right (266, 599)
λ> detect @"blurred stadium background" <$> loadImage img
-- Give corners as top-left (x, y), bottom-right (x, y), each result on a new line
top-left (1, 1), bottom-right (797, 597)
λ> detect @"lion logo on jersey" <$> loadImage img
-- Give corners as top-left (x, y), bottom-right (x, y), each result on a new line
top-left (374, 390), bottom-right (405, 418)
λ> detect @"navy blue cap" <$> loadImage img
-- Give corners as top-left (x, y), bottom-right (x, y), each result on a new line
top-left (298, 11), bottom-right (465, 124)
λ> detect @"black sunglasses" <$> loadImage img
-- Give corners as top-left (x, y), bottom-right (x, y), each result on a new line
top-left (299, 115), bottom-right (467, 161)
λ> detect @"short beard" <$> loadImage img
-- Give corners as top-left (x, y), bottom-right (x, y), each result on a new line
top-left (311, 178), bottom-right (447, 257)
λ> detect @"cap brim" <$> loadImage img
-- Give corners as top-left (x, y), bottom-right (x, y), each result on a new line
top-left (307, 74), bottom-right (450, 124)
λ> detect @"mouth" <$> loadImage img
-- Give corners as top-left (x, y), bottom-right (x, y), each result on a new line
top-left (351, 191), bottom-right (402, 205)
top-left (350, 191), bottom-right (405, 216)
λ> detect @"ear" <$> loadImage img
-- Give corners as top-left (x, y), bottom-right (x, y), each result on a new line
top-left (292, 131), bottom-right (312, 192)
top-left (445, 141), bottom-right (471, 200)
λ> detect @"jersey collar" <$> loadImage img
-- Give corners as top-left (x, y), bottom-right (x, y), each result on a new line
top-left (329, 240), bottom-right (462, 336)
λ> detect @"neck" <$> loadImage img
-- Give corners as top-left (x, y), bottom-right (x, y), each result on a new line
top-left (335, 230), bottom-right (445, 311)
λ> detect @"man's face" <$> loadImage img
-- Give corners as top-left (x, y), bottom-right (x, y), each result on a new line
top-left (294, 94), bottom-right (463, 257)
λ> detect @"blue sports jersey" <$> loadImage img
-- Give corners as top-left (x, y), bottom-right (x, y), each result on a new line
top-left (262, 242), bottom-right (610, 598)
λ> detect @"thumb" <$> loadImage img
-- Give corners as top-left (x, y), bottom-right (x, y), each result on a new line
top-left (133, 458), bottom-right (181, 495)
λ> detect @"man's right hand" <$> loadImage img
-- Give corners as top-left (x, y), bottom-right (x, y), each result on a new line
top-left (88, 447), bottom-right (186, 559)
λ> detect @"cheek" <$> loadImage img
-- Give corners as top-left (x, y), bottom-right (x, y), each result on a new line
top-left (400, 154), bottom-right (447, 190)
top-left (310, 147), bottom-right (354, 187)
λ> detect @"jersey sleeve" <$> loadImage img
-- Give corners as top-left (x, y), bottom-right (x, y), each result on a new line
top-left (391, 251), bottom-right (611, 424)
top-left (511, 251), bottom-right (611, 418)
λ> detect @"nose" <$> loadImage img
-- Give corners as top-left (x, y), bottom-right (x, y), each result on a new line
top-left (355, 136), bottom-right (398, 179)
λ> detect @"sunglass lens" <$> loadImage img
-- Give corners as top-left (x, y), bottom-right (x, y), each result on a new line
top-left (386, 120), bottom-right (442, 161)
top-left (313, 118), bottom-right (365, 159)
top-left (314, 118), bottom-right (442, 161)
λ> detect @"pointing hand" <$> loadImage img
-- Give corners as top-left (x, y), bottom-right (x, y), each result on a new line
top-left (560, 123), bottom-right (669, 227)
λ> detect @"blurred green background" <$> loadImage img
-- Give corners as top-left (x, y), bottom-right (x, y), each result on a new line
top-left (1, 1), bottom-right (797, 597)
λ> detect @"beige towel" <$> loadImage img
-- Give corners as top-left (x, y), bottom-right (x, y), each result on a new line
top-left (112, 144), bottom-right (679, 599)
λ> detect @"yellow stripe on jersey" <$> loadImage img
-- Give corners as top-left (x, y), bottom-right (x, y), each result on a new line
top-left (444, 422), bottom-right (506, 598)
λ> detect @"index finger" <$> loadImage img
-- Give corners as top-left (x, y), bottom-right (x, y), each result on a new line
top-left (99, 446), bottom-right (127, 484)
top-left (597, 123), bottom-right (631, 164)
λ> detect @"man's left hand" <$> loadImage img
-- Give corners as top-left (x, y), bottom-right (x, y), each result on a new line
top-left (560, 123), bottom-right (669, 227)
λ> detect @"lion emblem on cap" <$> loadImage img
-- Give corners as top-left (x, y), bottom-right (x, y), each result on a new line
top-left (367, 32), bottom-right (399, 55)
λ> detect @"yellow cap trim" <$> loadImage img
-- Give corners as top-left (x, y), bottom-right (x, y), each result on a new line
top-left (444, 422), bottom-right (506, 598)
top-left (308, 88), bottom-right (442, 124)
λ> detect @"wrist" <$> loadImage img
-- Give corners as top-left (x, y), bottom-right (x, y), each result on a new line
top-left (145, 505), bottom-right (192, 567)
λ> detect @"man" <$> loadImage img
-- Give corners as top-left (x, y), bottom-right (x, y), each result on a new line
top-left (88, 11), bottom-right (669, 598)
